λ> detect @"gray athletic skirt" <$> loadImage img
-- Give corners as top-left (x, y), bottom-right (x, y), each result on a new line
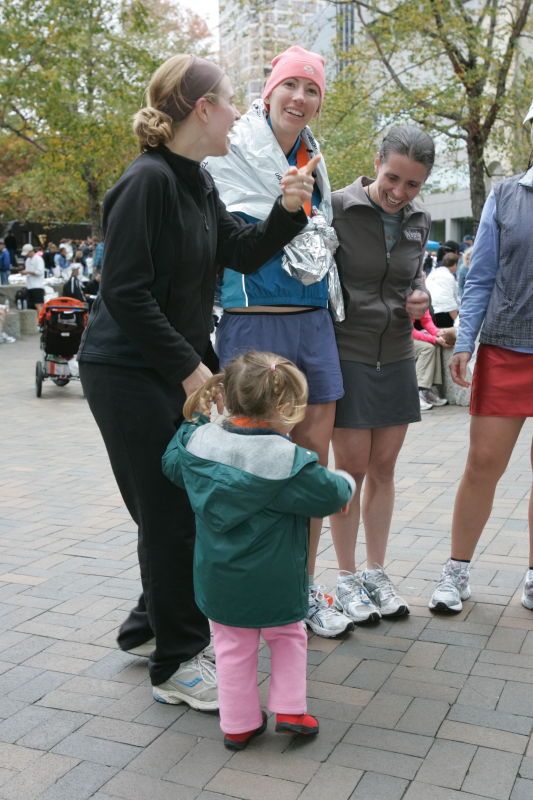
top-left (335, 358), bottom-right (420, 429)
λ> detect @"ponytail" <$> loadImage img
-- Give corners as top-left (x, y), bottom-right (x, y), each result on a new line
top-left (183, 373), bottom-right (225, 420)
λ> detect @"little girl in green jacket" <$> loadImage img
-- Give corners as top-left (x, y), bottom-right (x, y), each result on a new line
top-left (162, 350), bottom-right (354, 750)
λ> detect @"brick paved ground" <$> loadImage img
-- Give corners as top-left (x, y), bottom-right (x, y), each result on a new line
top-left (1, 336), bottom-right (532, 800)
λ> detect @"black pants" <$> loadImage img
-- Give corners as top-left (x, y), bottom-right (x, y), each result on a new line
top-left (433, 311), bottom-right (456, 328)
top-left (79, 361), bottom-right (210, 685)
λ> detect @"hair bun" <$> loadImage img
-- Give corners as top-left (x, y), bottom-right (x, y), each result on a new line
top-left (132, 106), bottom-right (173, 150)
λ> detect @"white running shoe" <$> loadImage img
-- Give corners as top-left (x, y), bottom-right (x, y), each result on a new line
top-left (419, 391), bottom-right (433, 411)
top-left (0, 333), bottom-right (15, 344)
top-left (335, 571), bottom-right (381, 624)
top-left (420, 387), bottom-right (448, 407)
top-left (306, 586), bottom-right (354, 638)
top-left (429, 558), bottom-right (471, 613)
top-left (363, 567), bottom-right (410, 618)
top-left (521, 569), bottom-right (533, 610)
top-left (152, 654), bottom-right (218, 710)
top-left (203, 637), bottom-right (215, 663)
top-left (127, 637), bottom-right (155, 657)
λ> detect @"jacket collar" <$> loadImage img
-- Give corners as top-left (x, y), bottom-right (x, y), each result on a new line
top-left (151, 145), bottom-right (213, 192)
top-left (341, 175), bottom-right (424, 220)
top-left (518, 166), bottom-right (533, 189)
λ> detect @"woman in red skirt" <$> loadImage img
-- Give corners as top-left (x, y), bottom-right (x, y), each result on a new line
top-left (429, 100), bottom-right (533, 614)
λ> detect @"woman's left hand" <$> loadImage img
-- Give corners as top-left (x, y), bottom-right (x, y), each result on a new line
top-left (280, 154), bottom-right (322, 213)
top-left (405, 289), bottom-right (430, 319)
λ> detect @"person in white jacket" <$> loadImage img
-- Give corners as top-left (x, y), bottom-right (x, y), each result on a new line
top-left (426, 251), bottom-right (459, 328)
top-left (20, 243), bottom-right (45, 312)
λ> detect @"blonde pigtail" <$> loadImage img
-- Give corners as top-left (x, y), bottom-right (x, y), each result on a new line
top-left (183, 373), bottom-right (225, 421)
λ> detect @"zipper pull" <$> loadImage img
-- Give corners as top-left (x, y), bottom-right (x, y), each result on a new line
top-left (376, 361), bottom-right (381, 372)
top-left (386, 251), bottom-right (390, 262)
top-left (203, 214), bottom-right (209, 231)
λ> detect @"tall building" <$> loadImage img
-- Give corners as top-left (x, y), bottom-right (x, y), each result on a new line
top-left (218, 0), bottom-right (332, 107)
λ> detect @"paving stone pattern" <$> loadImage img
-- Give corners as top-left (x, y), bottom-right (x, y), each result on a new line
top-left (1, 338), bottom-right (532, 799)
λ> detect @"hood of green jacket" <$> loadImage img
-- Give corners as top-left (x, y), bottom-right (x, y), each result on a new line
top-left (162, 419), bottom-right (317, 535)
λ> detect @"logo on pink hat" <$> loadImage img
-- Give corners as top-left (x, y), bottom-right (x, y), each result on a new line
top-left (303, 65), bottom-right (315, 74)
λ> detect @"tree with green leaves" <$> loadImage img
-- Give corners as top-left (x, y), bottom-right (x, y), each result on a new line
top-left (0, 0), bottom-right (211, 235)
top-left (323, 0), bottom-right (533, 226)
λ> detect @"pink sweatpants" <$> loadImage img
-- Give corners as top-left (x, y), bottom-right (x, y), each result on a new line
top-left (211, 620), bottom-right (308, 734)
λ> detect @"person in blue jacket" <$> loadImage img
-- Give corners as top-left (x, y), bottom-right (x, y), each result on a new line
top-left (206, 46), bottom-right (352, 640)
top-left (429, 99), bottom-right (533, 614)
top-left (163, 351), bottom-right (355, 750)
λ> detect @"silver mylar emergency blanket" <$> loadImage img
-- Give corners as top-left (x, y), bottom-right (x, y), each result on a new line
top-left (205, 100), bottom-right (344, 321)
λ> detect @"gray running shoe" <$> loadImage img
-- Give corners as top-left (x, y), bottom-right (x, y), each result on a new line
top-left (363, 567), bottom-right (410, 618)
top-left (429, 558), bottom-right (471, 613)
top-left (305, 586), bottom-right (354, 638)
top-left (335, 570), bottom-right (381, 624)
top-left (521, 569), bottom-right (533, 610)
top-left (152, 654), bottom-right (218, 710)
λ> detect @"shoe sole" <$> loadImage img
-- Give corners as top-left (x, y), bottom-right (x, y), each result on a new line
top-left (429, 585), bottom-right (471, 615)
top-left (152, 688), bottom-right (219, 711)
top-left (429, 601), bottom-right (463, 614)
top-left (275, 722), bottom-right (319, 735)
top-left (305, 620), bottom-right (355, 638)
top-left (381, 605), bottom-right (410, 619)
top-left (224, 715), bottom-right (267, 750)
top-left (334, 600), bottom-right (382, 625)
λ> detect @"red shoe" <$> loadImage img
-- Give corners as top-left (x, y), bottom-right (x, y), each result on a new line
top-left (223, 712), bottom-right (267, 751)
top-left (275, 713), bottom-right (319, 735)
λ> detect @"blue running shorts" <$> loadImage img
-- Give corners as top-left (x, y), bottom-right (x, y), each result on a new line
top-left (215, 307), bottom-right (343, 405)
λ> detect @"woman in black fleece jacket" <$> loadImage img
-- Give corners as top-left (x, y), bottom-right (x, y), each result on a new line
top-left (78, 54), bottom-right (316, 708)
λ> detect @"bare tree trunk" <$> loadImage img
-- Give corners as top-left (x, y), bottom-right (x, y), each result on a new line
top-left (86, 178), bottom-right (102, 240)
top-left (466, 132), bottom-right (487, 233)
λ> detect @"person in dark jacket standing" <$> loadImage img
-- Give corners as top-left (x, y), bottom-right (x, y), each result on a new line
top-left (329, 126), bottom-right (434, 626)
top-left (61, 265), bottom-right (86, 303)
top-left (429, 100), bottom-right (533, 614)
top-left (77, 54), bottom-right (313, 709)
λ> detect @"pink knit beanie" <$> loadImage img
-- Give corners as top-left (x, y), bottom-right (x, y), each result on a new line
top-left (262, 46), bottom-right (326, 104)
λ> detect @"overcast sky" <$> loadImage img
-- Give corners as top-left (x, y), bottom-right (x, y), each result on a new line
top-left (184, 0), bottom-right (219, 33)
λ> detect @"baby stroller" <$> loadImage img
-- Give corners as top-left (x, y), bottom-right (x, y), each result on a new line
top-left (35, 297), bottom-right (88, 397)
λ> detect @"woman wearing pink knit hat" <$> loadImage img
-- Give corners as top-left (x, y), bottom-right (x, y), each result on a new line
top-left (206, 46), bottom-right (352, 640)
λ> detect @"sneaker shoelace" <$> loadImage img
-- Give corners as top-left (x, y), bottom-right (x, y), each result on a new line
top-left (340, 574), bottom-right (373, 606)
top-left (436, 562), bottom-right (467, 593)
top-left (366, 568), bottom-right (397, 604)
top-left (310, 587), bottom-right (339, 620)
top-left (192, 654), bottom-right (217, 685)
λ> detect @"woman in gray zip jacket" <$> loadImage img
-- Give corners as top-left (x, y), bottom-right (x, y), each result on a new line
top-left (429, 100), bottom-right (533, 615)
top-left (329, 126), bottom-right (434, 626)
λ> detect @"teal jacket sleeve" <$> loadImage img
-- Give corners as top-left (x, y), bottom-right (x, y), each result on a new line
top-left (161, 432), bottom-right (185, 489)
top-left (161, 416), bottom-right (209, 489)
top-left (270, 462), bottom-right (354, 518)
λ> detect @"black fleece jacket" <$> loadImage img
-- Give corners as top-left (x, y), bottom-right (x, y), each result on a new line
top-left (78, 146), bottom-right (306, 388)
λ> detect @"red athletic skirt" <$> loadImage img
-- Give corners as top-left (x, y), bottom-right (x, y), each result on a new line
top-left (470, 344), bottom-right (533, 416)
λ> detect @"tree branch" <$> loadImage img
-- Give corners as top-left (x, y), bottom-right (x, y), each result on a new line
top-left (428, 0), bottom-right (470, 79)
top-left (0, 119), bottom-right (47, 152)
top-left (481, 0), bottom-right (532, 139)
top-left (356, 6), bottom-right (464, 121)
top-left (322, 0), bottom-right (393, 18)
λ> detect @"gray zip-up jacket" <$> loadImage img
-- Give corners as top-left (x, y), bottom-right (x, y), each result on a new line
top-left (332, 177), bottom-right (431, 367)
top-left (480, 170), bottom-right (533, 349)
